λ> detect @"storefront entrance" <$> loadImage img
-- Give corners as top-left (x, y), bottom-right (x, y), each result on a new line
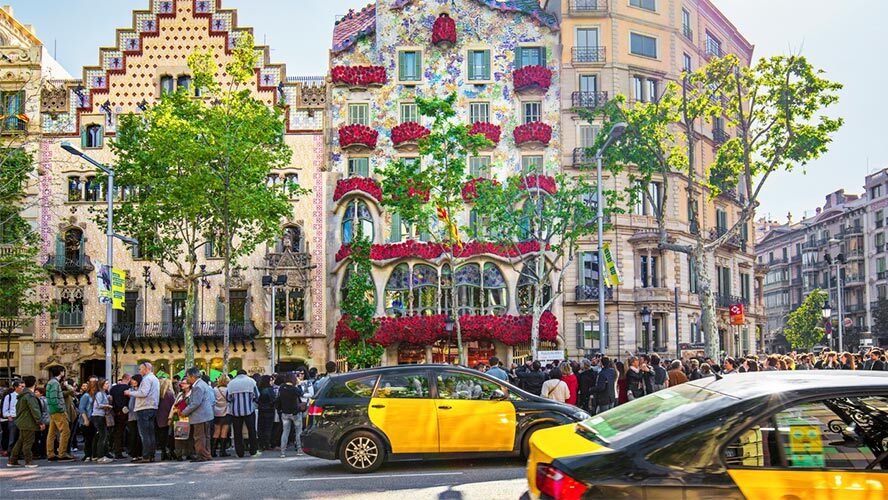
top-left (80, 359), bottom-right (105, 381)
top-left (431, 340), bottom-right (495, 367)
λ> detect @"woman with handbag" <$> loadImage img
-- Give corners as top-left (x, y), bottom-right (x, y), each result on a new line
top-left (125, 375), bottom-right (142, 459)
top-left (212, 375), bottom-right (230, 457)
top-left (77, 377), bottom-right (97, 462)
top-left (626, 357), bottom-right (646, 401)
top-left (91, 379), bottom-right (113, 464)
top-left (155, 378), bottom-right (175, 461)
top-left (169, 380), bottom-right (193, 461)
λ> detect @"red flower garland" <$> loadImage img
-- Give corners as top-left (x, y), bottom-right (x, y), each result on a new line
top-left (469, 122), bottom-right (501, 144)
top-left (518, 175), bottom-right (557, 195)
top-left (335, 311), bottom-right (558, 347)
top-left (391, 122), bottom-right (431, 146)
top-left (513, 65), bottom-right (552, 92)
top-left (331, 65), bottom-right (387, 87)
top-left (335, 240), bottom-right (541, 262)
top-left (339, 124), bottom-right (378, 149)
top-left (513, 122), bottom-right (552, 146)
top-left (432, 13), bottom-right (457, 48)
top-left (333, 177), bottom-right (382, 202)
top-left (461, 177), bottom-right (501, 201)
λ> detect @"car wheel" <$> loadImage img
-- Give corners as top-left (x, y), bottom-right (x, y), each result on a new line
top-left (339, 431), bottom-right (386, 473)
top-left (521, 423), bottom-right (554, 459)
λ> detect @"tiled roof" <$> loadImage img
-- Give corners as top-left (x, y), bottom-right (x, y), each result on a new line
top-left (469, 0), bottom-right (559, 30)
top-left (332, 3), bottom-right (377, 54)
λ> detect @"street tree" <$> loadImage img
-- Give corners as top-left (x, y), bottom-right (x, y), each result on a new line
top-left (377, 93), bottom-right (491, 365)
top-left (188, 34), bottom-right (299, 372)
top-left (0, 149), bottom-right (51, 382)
top-left (871, 297), bottom-right (888, 347)
top-left (587, 54), bottom-right (843, 359)
top-left (784, 288), bottom-right (828, 351)
top-left (336, 234), bottom-right (384, 369)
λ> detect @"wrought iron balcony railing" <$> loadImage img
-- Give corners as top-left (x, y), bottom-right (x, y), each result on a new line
top-left (712, 128), bottom-right (730, 144)
top-left (572, 147), bottom-right (595, 167)
top-left (572, 46), bottom-right (606, 64)
top-left (682, 25), bottom-right (693, 41)
top-left (93, 321), bottom-right (258, 341)
top-left (571, 91), bottom-right (608, 109)
top-left (43, 254), bottom-right (95, 275)
top-left (575, 285), bottom-right (613, 302)
top-left (568, 0), bottom-right (608, 15)
top-left (715, 293), bottom-right (749, 308)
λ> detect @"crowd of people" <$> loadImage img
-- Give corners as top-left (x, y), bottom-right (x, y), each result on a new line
top-left (477, 347), bottom-right (888, 413)
top-left (0, 361), bottom-right (339, 468)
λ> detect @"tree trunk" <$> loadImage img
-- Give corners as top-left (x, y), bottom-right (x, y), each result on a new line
top-left (449, 252), bottom-right (465, 366)
top-left (530, 248), bottom-right (546, 360)
top-left (222, 237), bottom-right (231, 374)
top-left (694, 249), bottom-right (720, 360)
top-left (5, 327), bottom-right (11, 384)
top-left (184, 278), bottom-right (197, 368)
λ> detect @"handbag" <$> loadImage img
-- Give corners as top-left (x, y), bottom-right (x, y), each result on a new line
top-left (105, 412), bottom-right (115, 428)
top-left (174, 418), bottom-right (190, 440)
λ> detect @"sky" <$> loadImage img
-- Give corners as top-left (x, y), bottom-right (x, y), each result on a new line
top-left (7, 0), bottom-right (888, 222)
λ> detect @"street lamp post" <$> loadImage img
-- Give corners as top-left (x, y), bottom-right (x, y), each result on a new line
top-left (640, 306), bottom-right (652, 354)
top-left (262, 274), bottom-right (287, 374)
top-left (822, 301), bottom-right (832, 349)
top-left (824, 241), bottom-right (845, 351)
top-left (594, 122), bottom-right (627, 357)
top-left (60, 142), bottom-right (137, 379)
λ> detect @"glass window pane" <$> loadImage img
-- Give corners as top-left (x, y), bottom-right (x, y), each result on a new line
top-left (400, 103), bottom-right (417, 123)
top-left (436, 372), bottom-right (503, 400)
top-left (375, 372), bottom-right (431, 398)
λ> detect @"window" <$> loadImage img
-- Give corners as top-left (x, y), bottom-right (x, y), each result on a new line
top-left (518, 259), bottom-right (551, 314)
top-left (274, 288), bottom-right (305, 322)
top-left (782, 247), bottom-right (788, 260)
top-left (877, 257), bottom-right (886, 273)
top-left (705, 32), bottom-right (722, 58)
top-left (411, 264), bottom-right (439, 316)
top-left (521, 155), bottom-right (544, 173)
top-left (640, 255), bottom-right (659, 288)
top-left (281, 225), bottom-right (303, 253)
top-left (342, 200), bottom-right (374, 244)
top-left (82, 124), bottom-right (103, 148)
top-left (872, 184), bottom-right (883, 199)
top-left (689, 256), bottom-right (698, 293)
top-left (398, 50), bottom-right (422, 82)
top-left (266, 175), bottom-right (282, 188)
top-left (347, 103), bottom-right (369, 126)
top-left (205, 234), bottom-right (218, 258)
top-left (58, 293), bottom-right (84, 327)
top-left (683, 53), bottom-right (692, 73)
top-left (347, 157), bottom-right (369, 177)
top-left (516, 46), bottom-right (545, 69)
top-left (468, 156), bottom-right (491, 178)
top-left (456, 262), bottom-right (508, 316)
top-left (160, 75), bottom-right (174, 95)
top-left (469, 102), bottom-right (490, 124)
top-left (229, 290), bottom-right (247, 324)
top-left (340, 265), bottom-right (377, 306)
top-left (285, 174), bottom-right (300, 194)
top-left (388, 212), bottom-right (410, 243)
top-left (717, 266), bottom-right (731, 297)
top-left (522, 101), bottom-right (541, 124)
top-left (724, 397), bottom-right (886, 470)
top-left (468, 209), bottom-right (484, 238)
top-left (84, 176), bottom-right (103, 202)
top-left (399, 102), bottom-right (417, 124)
top-left (877, 232), bottom-right (885, 249)
top-left (177, 75), bottom-right (192, 93)
top-left (579, 74), bottom-right (598, 95)
top-left (630, 0), bottom-right (656, 11)
top-left (681, 9), bottom-right (691, 37)
top-left (633, 76), bottom-right (644, 101)
top-left (740, 273), bottom-right (751, 303)
top-left (375, 372), bottom-right (430, 398)
top-left (325, 375), bottom-right (378, 399)
top-left (716, 208), bottom-right (728, 232)
top-left (647, 79), bottom-right (659, 102)
top-left (575, 28), bottom-right (601, 62)
top-left (171, 291), bottom-right (187, 326)
top-left (633, 181), bottom-right (661, 215)
top-left (630, 33), bottom-right (657, 59)
top-left (579, 252), bottom-right (601, 289)
top-left (0, 90), bottom-right (25, 132)
top-left (578, 124), bottom-right (598, 149)
top-left (577, 320), bottom-right (607, 351)
top-left (67, 176), bottom-right (83, 202)
top-left (437, 372), bottom-right (504, 400)
top-left (467, 49), bottom-right (491, 81)
top-left (690, 319), bottom-right (701, 344)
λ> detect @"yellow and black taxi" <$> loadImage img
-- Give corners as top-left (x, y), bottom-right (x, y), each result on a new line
top-left (301, 364), bottom-right (589, 473)
top-left (527, 371), bottom-right (888, 499)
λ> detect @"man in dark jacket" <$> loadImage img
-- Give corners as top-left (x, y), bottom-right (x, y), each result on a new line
top-left (276, 373), bottom-right (305, 457)
top-left (592, 357), bottom-right (616, 414)
top-left (8, 376), bottom-right (43, 468)
top-left (576, 359), bottom-right (597, 411)
top-left (864, 349), bottom-right (885, 371)
top-left (180, 367), bottom-right (215, 462)
top-left (109, 373), bottom-right (130, 458)
top-left (517, 361), bottom-right (546, 396)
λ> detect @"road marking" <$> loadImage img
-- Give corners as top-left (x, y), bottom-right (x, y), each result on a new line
top-left (10, 483), bottom-right (176, 493)
top-left (289, 472), bottom-right (463, 482)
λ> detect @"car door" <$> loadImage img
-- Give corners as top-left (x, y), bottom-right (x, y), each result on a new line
top-left (368, 370), bottom-right (438, 453)
top-left (723, 394), bottom-right (887, 500)
top-left (434, 370), bottom-right (516, 453)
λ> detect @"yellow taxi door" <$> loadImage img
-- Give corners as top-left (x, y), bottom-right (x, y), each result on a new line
top-left (728, 470), bottom-right (885, 500)
top-left (434, 371), bottom-right (516, 452)
top-left (367, 370), bottom-right (438, 454)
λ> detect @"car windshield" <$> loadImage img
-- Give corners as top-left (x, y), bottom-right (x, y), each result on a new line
top-left (577, 383), bottom-right (732, 445)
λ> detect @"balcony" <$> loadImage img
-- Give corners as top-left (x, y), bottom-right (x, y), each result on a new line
top-left (791, 277), bottom-right (802, 286)
top-left (391, 122), bottom-right (430, 151)
top-left (846, 248), bottom-right (865, 260)
top-left (338, 124), bottom-right (378, 152)
top-left (875, 243), bottom-right (885, 253)
top-left (841, 226), bottom-right (863, 238)
top-left (0, 244), bottom-right (18, 257)
top-left (572, 147), bottom-right (595, 167)
top-left (709, 227), bottom-right (742, 250)
top-left (844, 274), bottom-right (865, 286)
top-left (568, 0), bottom-right (607, 16)
top-left (93, 321), bottom-right (259, 341)
top-left (768, 257), bottom-right (789, 266)
top-left (791, 254), bottom-right (802, 263)
top-left (844, 303), bottom-right (865, 314)
top-left (513, 65), bottom-right (553, 95)
top-left (575, 285), bottom-right (613, 302)
top-left (801, 240), bottom-right (820, 250)
top-left (715, 294), bottom-right (749, 309)
top-left (571, 91), bottom-right (608, 110)
top-left (0, 116), bottom-right (27, 134)
top-left (513, 122), bottom-right (552, 148)
top-left (43, 254), bottom-right (95, 275)
top-left (682, 25), bottom-right (693, 41)
top-left (58, 309), bottom-right (84, 328)
top-left (712, 128), bottom-right (730, 145)
top-left (704, 41), bottom-right (725, 60)
top-left (572, 46), bottom-right (606, 65)
top-left (878, 271), bottom-right (888, 280)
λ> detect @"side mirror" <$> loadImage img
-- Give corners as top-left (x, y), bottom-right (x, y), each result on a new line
top-left (491, 389), bottom-right (508, 401)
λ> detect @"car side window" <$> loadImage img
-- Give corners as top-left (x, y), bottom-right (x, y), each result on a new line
top-left (724, 396), bottom-right (887, 471)
top-left (325, 375), bottom-right (378, 399)
top-left (374, 372), bottom-right (431, 399)
top-left (437, 372), bottom-right (504, 400)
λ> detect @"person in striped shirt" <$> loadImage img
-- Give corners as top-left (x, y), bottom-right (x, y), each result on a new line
top-left (226, 370), bottom-right (260, 458)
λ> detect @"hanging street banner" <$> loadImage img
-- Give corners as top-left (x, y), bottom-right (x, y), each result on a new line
top-left (602, 242), bottom-right (622, 287)
top-left (97, 262), bottom-right (127, 311)
top-left (97, 262), bottom-right (111, 306)
top-left (730, 303), bottom-right (745, 326)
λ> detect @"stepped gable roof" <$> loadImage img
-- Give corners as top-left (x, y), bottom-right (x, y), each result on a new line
top-left (332, 3), bottom-right (377, 54)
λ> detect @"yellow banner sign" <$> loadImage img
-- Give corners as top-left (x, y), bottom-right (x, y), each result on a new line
top-left (602, 242), bottom-right (622, 287)
top-left (111, 268), bottom-right (126, 311)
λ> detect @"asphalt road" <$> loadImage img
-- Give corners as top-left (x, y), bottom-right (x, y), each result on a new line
top-left (0, 454), bottom-right (529, 500)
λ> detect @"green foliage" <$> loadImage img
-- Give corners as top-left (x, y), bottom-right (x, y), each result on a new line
top-left (872, 298), bottom-right (888, 343)
top-left (337, 234), bottom-right (383, 369)
top-left (784, 289), bottom-right (828, 351)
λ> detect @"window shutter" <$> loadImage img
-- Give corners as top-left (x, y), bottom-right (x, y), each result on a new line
top-left (55, 236), bottom-right (65, 267)
top-left (576, 322), bottom-right (585, 350)
top-left (398, 52), bottom-right (406, 80)
top-left (540, 47), bottom-right (546, 68)
top-left (80, 126), bottom-right (88, 148)
top-left (244, 293), bottom-right (252, 325)
top-left (413, 52), bottom-right (421, 80)
top-left (97, 127), bottom-right (104, 148)
top-left (162, 297), bottom-right (172, 327)
top-left (483, 51), bottom-right (490, 79)
top-left (391, 212), bottom-right (402, 242)
top-left (515, 47), bottom-right (523, 69)
top-left (135, 295), bottom-right (144, 329)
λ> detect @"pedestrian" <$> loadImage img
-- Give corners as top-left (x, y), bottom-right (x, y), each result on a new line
top-left (179, 367), bottom-right (214, 462)
top-left (45, 366), bottom-right (75, 462)
top-left (700, 363), bottom-right (714, 378)
top-left (313, 361), bottom-right (338, 394)
top-left (1, 379), bottom-right (21, 457)
top-left (864, 349), bottom-right (885, 370)
top-left (667, 360), bottom-right (688, 387)
top-left (626, 356), bottom-right (645, 401)
top-left (156, 378), bottom-right (175, 461)
top-left (517, 361), bottom-right (546, 396)
top-left (212, 375), bottom-right (230, 458)
top-left (125, 375), bottom-right (142, 459)
top-left (169, 380), bottom-right (193, 461)
top-left (688, 359), bottom-right (702, 380)
top-left (65, 378), bottom-right (79, 455)
top-left (722, 357), bottom-right (739, 374)
top-left (649, 354), bottom-right (668, 392)
top-left (560, 363), bottom-right (578, 406)
top-left (124, 362), bottom-right (160, 463)
top-left (486, 356), bottom-right (509, 382)
top-left (78, 377), bottom-right (98, 462)
top-left (615, 361), bottom-right (627, 405)
top-left (576, 359), bottom-right (596, 412)
top-left (257, 375), bottom-right (275, 451)
top-left (540, 369), bottom-right (569, 403)
top-left (227, 369), bottom-right (260, 458)
top-left (109, 373), bottom-right (130, 458)
top-left (276, 373), bottom-right (305, 457)
top-left (90, 378), bottom-right (113, 464)
top-left (32, 386), bottom-right (49, 460)
top-left (7, 376), bottom-right (43, 468)
top-left (592, 356), bottom-right (616, 414)
top-left (840, 352), bottom-right (856, 370)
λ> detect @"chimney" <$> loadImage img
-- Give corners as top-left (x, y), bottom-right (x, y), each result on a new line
top-left (2, 6), bottom-right (12, 16)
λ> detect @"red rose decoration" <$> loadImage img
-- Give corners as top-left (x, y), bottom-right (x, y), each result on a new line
top-left (339, 124), bottom-right (378, 149)
top-left (517, 175), bottom-right (557, 195)
top-left (469, 122), bottom-right (501, 145)
top-left (331, 65), bottom-right (387, 88)
top-left (335, 240), bottom-right (542, 262)
top-left (513, 122), bottom-right (552, 146)
top-left (461, 177), bottom-right (501, 201)
top-left (513, 65), bottom-right (552, 93)
top-left (333, 177), bottom-right (383, 202)
top-left (432, 13), bottom-right (457, 48)
top-left (391, 122), bottom-right (431, 147)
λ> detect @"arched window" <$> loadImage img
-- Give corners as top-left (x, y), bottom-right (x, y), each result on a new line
top-left (67, 176), bottom-right (82, 202)
top-left (411, 264), bottom-right (438, 316)
top-left (482, 263), bottom-right (508, 315)
top-left (160, 75), bottom-right (174, 95)
top-left (63, 228), bottom-right (84, 264)
top-left (340, 265), bottom-right (376, 306)
top-left (455, 264), bottom-right (481, 316)
top-left (519, 198), bottom-right (544, 240)
top-left (518, 259), bottom-right (551, 314)
top-left (177, 75), bottom-right (192, 93)
top-left (441, 264), bottom-right (452, 317)
top-left (342, 200), bottom-right (374, 244)
top-left (84, 176), bottom-right (103, 202)
top-left (82, 124), bottom-right (103, 148)
top-left (281, 225), bottom-right (303, 253)
top-left (285, 174), bottom-right (299, 194)
top-left (384, 263), bottom-right (410, 317)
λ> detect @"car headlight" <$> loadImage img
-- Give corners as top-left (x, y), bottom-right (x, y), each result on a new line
top-left (571, 410), bottom-right (590, 421)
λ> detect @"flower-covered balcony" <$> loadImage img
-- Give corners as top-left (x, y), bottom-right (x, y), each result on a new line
top-left (513, 65), bottom-right (552, 95)
top-left (330, 65), bottom-right (387, 90)
top-left (461, 178), bottom-right (501, 201)
top-left (513, 122), bottom-right (552, 148)
top-left (432, 13), bottom-right (457, 48)
top-left (335, 240), bottom-right (542, 262)
top-left (338, 123), bottom-right (378, 151)
top-left (469, 122), bottom-right (501, 146)
top-left (333, 177), bottom-right (382, 203)
top-left (391, 122), bottom-right (430, 151)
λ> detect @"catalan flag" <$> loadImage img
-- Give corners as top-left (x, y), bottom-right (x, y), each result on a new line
top-left (436, 205), bottom-right (463, 250)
